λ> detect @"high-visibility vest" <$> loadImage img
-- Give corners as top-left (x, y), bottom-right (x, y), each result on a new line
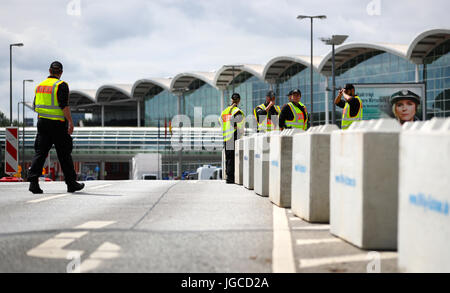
top-left (253, 103), bottom-right (281, 132)
top-left (221, 105), bottom-right (245, 142)
top-left (285, 102), bottom-right (307, 130)
top-left (34, 77), bottom-right (66, 121)
top-left (341, 96), bottom-right (363, 130)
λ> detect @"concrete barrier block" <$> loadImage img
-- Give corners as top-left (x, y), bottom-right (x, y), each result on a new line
top-left (330, 118), bottom-right (401, 250)
top-left (222, 149), bottom-right (227, 181)
top-left (420, 117), bottom-right (446, 131)
top-left (254, 132), bottom-right (278, 196)
top-left (398, 117), bottom-right (450, 272)
top-left (243, 134), bottom-right (256, 190)
top-left (409, 121), bottom-right (426, 131)
top-left (234, 139), bottom-right (244, 185)
top-left (269, 128), bottom-right (303, 207)
top-left (292, 124), bottom-right (338, 223)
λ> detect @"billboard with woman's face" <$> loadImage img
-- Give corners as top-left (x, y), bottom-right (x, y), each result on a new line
top-left (352, 83), bottom-right (426, 122)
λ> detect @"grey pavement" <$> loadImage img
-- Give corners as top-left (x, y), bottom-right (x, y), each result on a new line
top-left (0, 180), bottom-right (398, 273)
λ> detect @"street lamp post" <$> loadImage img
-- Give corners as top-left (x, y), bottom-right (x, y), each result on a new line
top-left (223, 65), bottom-right (244, 95)
top-left (320, 35), bottom-right (348, 125)
top-left (297, 15), bottom-right (326, 126)
top-left (10, 43), bottom-right (24, 126)
top-left (22, 79), bottom-right (33, 178)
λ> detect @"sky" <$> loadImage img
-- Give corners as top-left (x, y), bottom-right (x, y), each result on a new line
top-left (0, 0), bottom-right (449, 121)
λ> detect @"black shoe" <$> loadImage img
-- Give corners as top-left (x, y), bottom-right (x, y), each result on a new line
top-left (226, 180), bottom-right (235, 184)
top-left (29, 181), bottom-right (43, 194)
top-left (67, 182), bottom-right (85, 193)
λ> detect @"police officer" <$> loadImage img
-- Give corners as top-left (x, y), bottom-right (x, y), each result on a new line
top-left (279, 89), bottom-right (309, 130)
top-left (335, 83), bottom-right (363, 130)
top-left (221, 93), bottom-right (245, 184)
top-left (28, 61), bottom-right (85, 194)
top-left (253, 90), bottom-right (281, 133)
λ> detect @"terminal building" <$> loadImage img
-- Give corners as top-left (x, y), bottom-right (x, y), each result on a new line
top-left (1, 28), bottom-right (449, 180)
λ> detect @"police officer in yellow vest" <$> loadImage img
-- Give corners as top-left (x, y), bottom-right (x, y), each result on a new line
top-left (279, 89), bottom-right (309, 130)
top-left (221, 93), bottom-right (245, 184)
top-left (253, 90), bottom-right (281, 133)
top-left (334, 83), bottom-right (363, 130)
top-left (28, 61), bottom-right (84, 194)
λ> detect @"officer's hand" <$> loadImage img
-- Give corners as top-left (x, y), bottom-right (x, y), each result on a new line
top-left (68, 122), bottom-right (74, 135)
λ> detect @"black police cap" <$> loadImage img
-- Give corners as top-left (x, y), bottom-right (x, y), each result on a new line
top-left (344, 83), bottom-right (354, 90)
top-left (286, 90), bottom-right (293, 97)
top-left (266, 90), bottom-right (275, 98)
top-left (390, 90), bottom-right (421, 105)
top-left (50, 61), bottom-right (63, 71)
top-left (231, 93), bottom-right (241, 100)
top-left (292, 89), bottom-right (301, 95)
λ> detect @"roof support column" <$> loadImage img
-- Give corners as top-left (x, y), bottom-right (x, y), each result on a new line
top-left (325, 78), bottom-right (329, 124)
top-left (220, 90), bottom-right (224, 111)
top-left (101, 104), bottom-right (105, 127)
top-left (137, 99), bottom-right (141, 127)
top-left (415, 64), bottom-right (420, 83)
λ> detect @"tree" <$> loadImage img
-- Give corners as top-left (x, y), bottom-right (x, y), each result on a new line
top-left (0, 111), bottom-right (9, 126)
top-left (0, 111), bottom-right (23, 127)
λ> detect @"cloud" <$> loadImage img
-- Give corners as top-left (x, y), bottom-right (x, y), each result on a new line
top-left (0, 0), bottom-right (448, 119)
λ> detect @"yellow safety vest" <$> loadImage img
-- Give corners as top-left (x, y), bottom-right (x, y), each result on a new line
top-left (34, 77), bottom-right (66, 121)
top-left (253, 103), bottom-right (281, 132)
top-left (285, 102), bottom-right (307, 130)
top-left (221, 105), bottom-right (245, 142)
top-left (341, 96), bottom-right (363, 130)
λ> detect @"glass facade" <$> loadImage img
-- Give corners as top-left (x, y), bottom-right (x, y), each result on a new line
top-left (145, 90), bottom-right (178, 127)
top-left (143, 39), bottom-right (449, 129)
top-left (223, 75), bottom-right (269, 118)
top-left (275, 66), bottom-right (327, 126)
top-left (424, 39), bottom-right (450, 118)
top-left (183, 80), bottom-right (221, 122)
top-left (333, 51), bottom-right (420, 125)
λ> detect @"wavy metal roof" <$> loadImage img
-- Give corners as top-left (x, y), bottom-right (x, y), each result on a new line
top-left (95, 84), bottom-right (133, 103)
top-left (69, 28), bottom-right (449, 107)
top-left (263, 55), bottom-right (323, 81)
top-left (69, 89), bottom-right (97, 108)
top-left (132, 78), bottom-right (172, 99)
top-left (318, 42), bottom-right (409, 76)
top-left (407, 28), bottom-right (450, 63)
top-left (214, 64), bottom-right (264, 88)
top-left (170, 71), bottom-right (217, 92)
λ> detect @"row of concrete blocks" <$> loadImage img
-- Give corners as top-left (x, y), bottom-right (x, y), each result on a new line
top-left (229, 118), bottom-right (450, 273)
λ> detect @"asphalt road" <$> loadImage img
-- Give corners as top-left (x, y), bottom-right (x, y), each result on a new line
top-left (0, 180), bottom-right (398, 273)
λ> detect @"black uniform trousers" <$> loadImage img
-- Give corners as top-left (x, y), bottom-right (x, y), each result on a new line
top-left (28, 118), bottom-right (77, 184)
top-left (225, 149), bottom-right (235, 183)
top-left (224, 139), bottom-right (236, 183)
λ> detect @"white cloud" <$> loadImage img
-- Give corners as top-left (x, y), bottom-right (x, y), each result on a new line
top-left (0, 0), bottom-right (448, 119)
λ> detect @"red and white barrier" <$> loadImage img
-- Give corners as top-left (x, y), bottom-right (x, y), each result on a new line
top-left (5, 127), bottom-right (18, 174)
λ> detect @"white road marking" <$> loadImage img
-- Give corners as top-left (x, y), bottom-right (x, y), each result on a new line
top-left (80, 241), bottom-right (121, 272)
top-left (299, 252), bottom-right (398, 269)
top-left (292, 225), bottom-right (330, 231)
top-left (55, 231), bottom-right (89, 239)
top-left (289, 217), bottom-right (302, 221)
top-left (89, 184), bottom-right (113, 190)
top-left (296, 238), bottom-right (341, 246)
top-left (26, 231), bottom-right (88, 259)
top-left (27, 221), bottom-right (116, 262)
top-left (74, 221), bottom-right (116, 230)
top-left (27, 193), bottom-right (69, 204)
top-left (272, 205), bottom-right (296, 273)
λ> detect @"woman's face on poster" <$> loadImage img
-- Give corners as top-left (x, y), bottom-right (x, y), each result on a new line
top-left (395, 99), bottom-right (417, 122)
